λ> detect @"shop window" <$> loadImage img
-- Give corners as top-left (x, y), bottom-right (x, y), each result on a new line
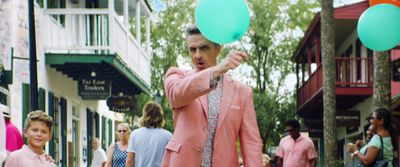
top-left (52, 95), bottom-right (61, 166)
top-left (72, 105), bottom-right (79, 117)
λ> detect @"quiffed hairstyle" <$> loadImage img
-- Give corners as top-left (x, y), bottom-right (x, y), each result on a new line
top-left (185, 25), bottom-right (220, 46)
top-left (186, 26), bottom-right (202, 36)
top-left (140, 101), bottom-right (165, 128)
top-left (24, 110), bottom-right (53, 132)
top-left (285, 119), bottom-right (300, 130)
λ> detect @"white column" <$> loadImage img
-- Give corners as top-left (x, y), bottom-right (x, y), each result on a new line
top-left (146, 17), bottom-right (150, 53)
top-left (123, 0), bottom-right (129, 28)
top-left (136, 0), bottom-right (141, 47)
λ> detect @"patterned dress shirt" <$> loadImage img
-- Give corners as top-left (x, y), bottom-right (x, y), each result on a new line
top-left (201, 79), bottom-right (223, 167)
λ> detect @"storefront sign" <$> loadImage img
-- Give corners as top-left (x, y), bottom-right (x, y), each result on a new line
top-left (393, 58), bottom-right (400, 81)
top-left (106, 95), bottom-right (136, 113)
top-left (13, 59), bottom-right (30, 83)
top-left (336, 110), bottom-right (360, 127)
top-left (78, 77), bottom-right (110, 99)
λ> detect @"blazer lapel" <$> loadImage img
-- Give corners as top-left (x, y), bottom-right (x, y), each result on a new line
top-left (217, 76), bottom-right (235, 128)
top-left (189, 69), bottom-right (209, 119)
top-left (199, 94), bottom-right (208, 119)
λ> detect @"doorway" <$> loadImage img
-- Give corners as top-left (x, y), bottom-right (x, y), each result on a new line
top-left (71, 119), bottom-right (80, 167)
top-left (70, 105), bottom-right (80, 167)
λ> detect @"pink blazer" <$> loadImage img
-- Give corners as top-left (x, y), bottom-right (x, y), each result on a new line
top-left (162, 67), bottom-right (263, 167)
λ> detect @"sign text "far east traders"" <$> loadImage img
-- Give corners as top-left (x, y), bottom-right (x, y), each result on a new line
top-left (78, 77), bottom-right (111, 100)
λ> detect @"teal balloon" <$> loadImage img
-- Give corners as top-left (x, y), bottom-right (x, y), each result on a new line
top-left (357, 4), bottom-right (400, 51)
top-left (195, 0), bottom-right (250, 44)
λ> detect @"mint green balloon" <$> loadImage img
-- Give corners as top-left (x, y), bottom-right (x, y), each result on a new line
top-left (357, 4), bottom-right (400, 51)
top-left (195, 0), bottom-right (250, 44)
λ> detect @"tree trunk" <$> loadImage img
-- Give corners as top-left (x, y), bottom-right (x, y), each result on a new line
top-left (320, 0), bottom-right (338, 166)
top-left (373, 51), bottom-right (391, 110)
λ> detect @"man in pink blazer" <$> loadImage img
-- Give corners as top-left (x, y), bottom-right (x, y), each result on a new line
top-left (162, 26), bottom-right (263, 167)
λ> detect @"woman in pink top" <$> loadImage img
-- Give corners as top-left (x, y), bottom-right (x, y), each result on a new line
top-left (0, 110), bottom-right (6, 164)
top-left (5, 110), bottom-right (55, 167)
top-left (2, 105), bottom-right (24, 152)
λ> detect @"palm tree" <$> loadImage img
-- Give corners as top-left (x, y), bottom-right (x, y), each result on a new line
top-left (320, 0), bottom-right (338, 165)
top-left (373, 51), bottom-right (391, 109)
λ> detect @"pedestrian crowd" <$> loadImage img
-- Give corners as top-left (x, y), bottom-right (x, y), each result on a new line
top-left (0, 25), bottom-right (399, 167)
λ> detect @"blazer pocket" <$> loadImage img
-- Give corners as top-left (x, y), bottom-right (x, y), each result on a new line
top-left (165, 141), bottom-right (182, 153)
top-left (230, 105), bottom-right (240, 110)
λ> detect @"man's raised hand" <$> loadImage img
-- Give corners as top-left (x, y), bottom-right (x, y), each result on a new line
top-left (213, 50), bottom-right (248, 78)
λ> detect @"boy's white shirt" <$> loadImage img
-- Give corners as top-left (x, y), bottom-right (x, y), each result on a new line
top-left (0, 111), bottom-right (7, 163)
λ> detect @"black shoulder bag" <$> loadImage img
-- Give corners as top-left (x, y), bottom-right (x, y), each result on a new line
top-left (373, 135), bottom-right (389, 167)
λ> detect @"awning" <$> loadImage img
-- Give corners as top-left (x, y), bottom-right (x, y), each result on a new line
top-left (45, 53), bottom-right (151, 96)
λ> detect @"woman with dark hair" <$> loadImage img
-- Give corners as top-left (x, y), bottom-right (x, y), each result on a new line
top-left (347, 108), bottom-right (397, 166)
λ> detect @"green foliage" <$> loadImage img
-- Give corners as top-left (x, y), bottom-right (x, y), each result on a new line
top-left (245, 0), bottom-right (317, 94)
top-left (253, 91), bottom-right (297, 150)
top-left (150, 0), bottom-right (196, 92)
top-left (239, 0), bottom-right (317, 151)
top-left (150, 0), bottom-right (196, 131)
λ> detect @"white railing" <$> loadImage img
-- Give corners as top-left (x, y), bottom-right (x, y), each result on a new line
top-left (43, 8), bottom-right (150, 86)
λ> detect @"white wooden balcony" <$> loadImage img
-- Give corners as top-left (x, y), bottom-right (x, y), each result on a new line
top-left (42, 7), bottom-right (151, 87)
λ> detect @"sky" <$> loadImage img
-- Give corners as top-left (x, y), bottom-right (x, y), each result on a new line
top-left (149, 0), bottom-right (167, 12)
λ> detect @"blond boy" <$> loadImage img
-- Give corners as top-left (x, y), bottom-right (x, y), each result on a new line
top-left (5, 110), bottom-right (55, 167)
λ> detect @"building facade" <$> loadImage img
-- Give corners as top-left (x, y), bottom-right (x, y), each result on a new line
top-left (292, 1), bottom-right (400, 165)
top-left (0, 0), bottom-right (152, 166)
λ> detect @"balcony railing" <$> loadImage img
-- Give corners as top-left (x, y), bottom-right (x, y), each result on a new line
top-left (336, 57), bottom-right (373, 87)
top-left (297, 57), bottom-right (373, 108)
top-left (42, 8), bottom-right (150, 86)
top-left (297, 64), bottom-right (323, 108)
